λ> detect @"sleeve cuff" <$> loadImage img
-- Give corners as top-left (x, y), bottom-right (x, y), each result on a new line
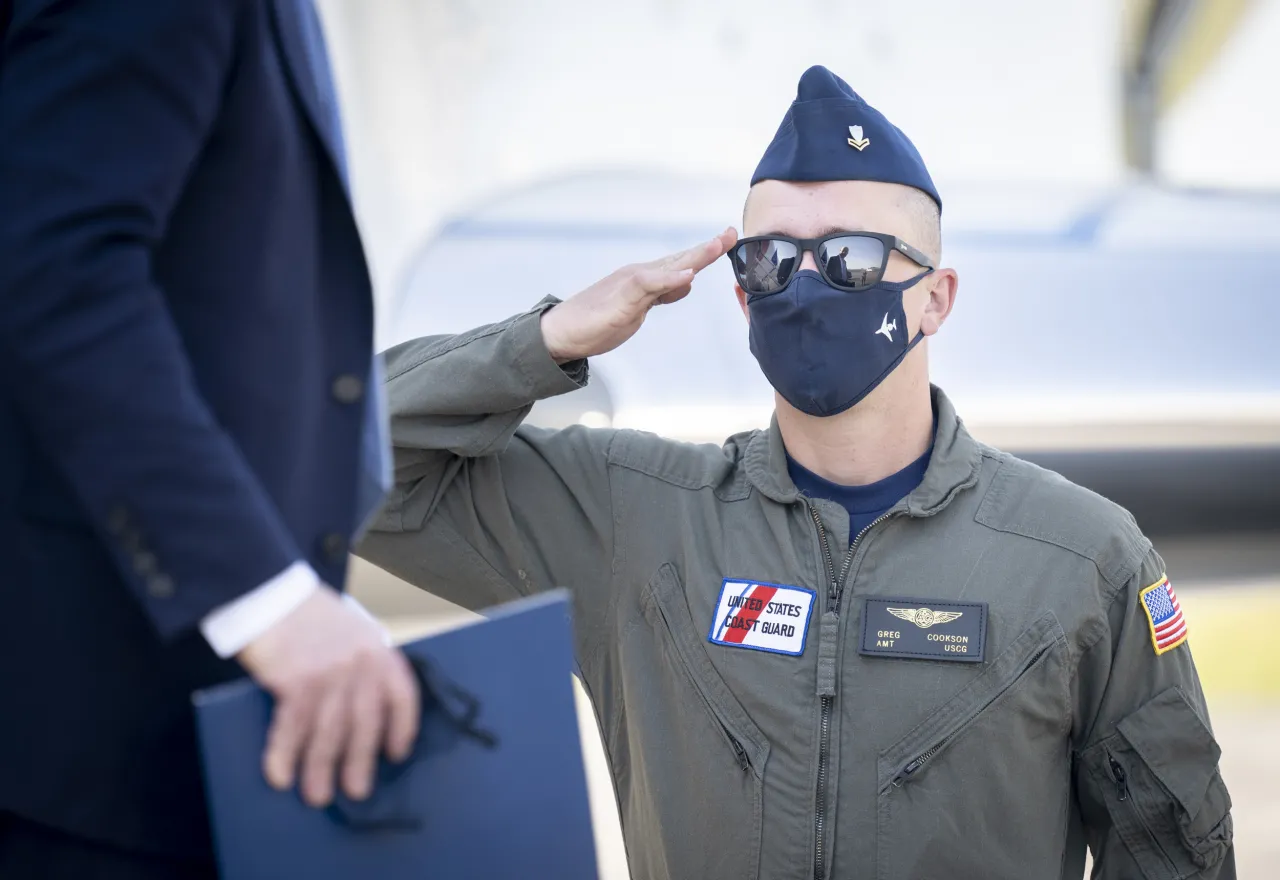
top-left (199, 561), bottom-right (321, 658)
top-left (341, 593), bottom-right (393, 646)
top-left (510, 297), bottom-right (590, 396)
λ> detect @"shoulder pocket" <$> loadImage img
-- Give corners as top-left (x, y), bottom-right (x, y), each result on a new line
top-left (1083, 687), bottom-right (1233, 878)
top-left (607, 429), bottom-right (748, 500)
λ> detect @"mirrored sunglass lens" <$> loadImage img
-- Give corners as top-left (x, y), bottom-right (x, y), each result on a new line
top-left (735, 239), bottom-right (798, 293)
top-left (818, 236), bottom-right (886, 288)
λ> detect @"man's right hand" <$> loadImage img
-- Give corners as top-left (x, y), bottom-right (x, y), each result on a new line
top-left (236, 586), bottom-right (420, 808)
top-left (539, 227), bottom-right (737, 363)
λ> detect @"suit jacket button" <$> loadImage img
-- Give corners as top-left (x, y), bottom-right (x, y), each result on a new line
top-left (106, 505), bottom-right (129, 535)
top-left (147, 574), bottom-right (175, 598)
top-left (320, 532), bottom-right (347, 565)
top-left (331, 374), bottom-right (365, 405)
top-left (133, 552), bottom-right (158, 575)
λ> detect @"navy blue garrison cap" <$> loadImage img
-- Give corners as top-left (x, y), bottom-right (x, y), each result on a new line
top-left (751, 65), bottom-right (941, 210)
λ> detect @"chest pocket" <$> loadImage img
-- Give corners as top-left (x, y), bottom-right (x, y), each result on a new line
top-left (617, 563), bottom-right (770, 880)
top-left (875, 611), bottom-right (1071, 880)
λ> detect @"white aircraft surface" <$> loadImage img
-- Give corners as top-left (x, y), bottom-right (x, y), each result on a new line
top-left (390, 171), bottom-right (1280, 535)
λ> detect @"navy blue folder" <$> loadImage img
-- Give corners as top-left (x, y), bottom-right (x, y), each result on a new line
top-left (193, 590), bottom-right (598, 879)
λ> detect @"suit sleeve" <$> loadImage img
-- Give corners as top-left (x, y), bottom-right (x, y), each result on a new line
top-left (0, 0), bottom-right (302, 638)
top-left (1072, 549), bottom-right (1235, 878)
top-left (355, 300), bottom-right (620, 660)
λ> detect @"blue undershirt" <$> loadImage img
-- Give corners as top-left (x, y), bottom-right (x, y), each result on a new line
top-left (787, 441), bottom-right (933, 543)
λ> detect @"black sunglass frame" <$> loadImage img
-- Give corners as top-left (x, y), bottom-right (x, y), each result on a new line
top-left (729, 231), bottom-right (935, 295)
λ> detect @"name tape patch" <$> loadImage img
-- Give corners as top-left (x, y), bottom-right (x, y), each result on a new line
top-left (859, 597), bottom-right (987, 663)
top-left (707, 579), bottom-right (816, 656)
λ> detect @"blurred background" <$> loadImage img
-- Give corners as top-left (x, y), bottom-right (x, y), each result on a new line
top-left (316, 0), bottom-right (1280, 875)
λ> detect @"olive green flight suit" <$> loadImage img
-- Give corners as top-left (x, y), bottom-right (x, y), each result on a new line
top-left (358, 300), bottom-right (1234, 880)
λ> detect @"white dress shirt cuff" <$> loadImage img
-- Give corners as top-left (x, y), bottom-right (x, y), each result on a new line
top-left (341, 592), bottom-right (393, 646)
top-left (199, 561), bottom-right (321, 658)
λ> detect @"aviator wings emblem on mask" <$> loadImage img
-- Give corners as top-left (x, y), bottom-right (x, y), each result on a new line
top-left (887, 607), bottom-right (964, 629)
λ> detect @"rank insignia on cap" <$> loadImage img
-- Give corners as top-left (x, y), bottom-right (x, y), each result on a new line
top-left (1140, 574), bottom-right (1188, 655)
top-left (750, 66), bottom-right (940, 209)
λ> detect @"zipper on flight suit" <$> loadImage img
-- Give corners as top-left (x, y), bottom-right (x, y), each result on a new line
top-left (728, 729), bottom-right (751, 772)
top-left (1109, 756), bottom-right (1130, 801)
top-left (807, 502), bottom-right (896, 880)
top-left (1106, 751), bottom-right (1181, 875)
top-left (884, 644), bottom-right (1052, 790)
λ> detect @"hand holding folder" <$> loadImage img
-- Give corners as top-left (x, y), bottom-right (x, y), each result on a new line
top-left (194, 590), bottom-right (599, 880)
top-left (235, 586), bottom-right (423, 808)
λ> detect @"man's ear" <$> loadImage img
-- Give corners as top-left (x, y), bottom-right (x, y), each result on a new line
top-left (919, 268), bottom-right (958, 336)
top-left (735, 285), bottom-right (750, 320)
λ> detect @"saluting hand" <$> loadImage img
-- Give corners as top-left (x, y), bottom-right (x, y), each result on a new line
top-left (540, 227), bottom-right (738, 363)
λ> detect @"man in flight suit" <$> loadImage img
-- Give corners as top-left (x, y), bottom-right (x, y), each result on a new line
top-left (358, 66), bottom-right (1234, 879)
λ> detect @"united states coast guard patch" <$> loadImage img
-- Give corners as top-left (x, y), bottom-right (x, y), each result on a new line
top-left (1140, 573), bottom-right (1188, 655)
top-left (708, 579), bottom-right (815, 656)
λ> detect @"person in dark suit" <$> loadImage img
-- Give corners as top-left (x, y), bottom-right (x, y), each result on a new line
top-left (0, 1), bottom-right (420, 877)
top-left (825, 245), bottom-right (850, 285)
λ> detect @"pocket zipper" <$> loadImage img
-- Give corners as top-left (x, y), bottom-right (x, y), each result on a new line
top-left (1109, 756), bottom-right (1130, 801)
top-left (885, 643), bottom-right (1053, 791)
top-left (654, 591), bottom-right (753, 774)
top-left (1107, 751), bottom-right (1180, 875)
top-left (726, 726), bottom-right (751, 772)
top-left (677, 655), bottom-right (753, 774)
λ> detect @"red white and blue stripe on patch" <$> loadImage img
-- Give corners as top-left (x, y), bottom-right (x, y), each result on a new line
top-left (1140, 574), bottom-right (1188, 655)
top-left (707, 579), bottom-right (815, 656)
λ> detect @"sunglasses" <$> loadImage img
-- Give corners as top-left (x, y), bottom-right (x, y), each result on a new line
top-left (728, 231), bottom-right (935, 296)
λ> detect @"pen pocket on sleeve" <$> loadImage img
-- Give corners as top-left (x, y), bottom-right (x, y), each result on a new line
top-left (1082, 687), bottom-right (1233, 879)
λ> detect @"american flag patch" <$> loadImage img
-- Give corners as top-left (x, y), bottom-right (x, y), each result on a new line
top-left (1140, 574), bottom-right (1188, 655)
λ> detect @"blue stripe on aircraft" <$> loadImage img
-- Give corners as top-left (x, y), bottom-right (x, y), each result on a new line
top-left (433, 217), bottom-right (1106, 249)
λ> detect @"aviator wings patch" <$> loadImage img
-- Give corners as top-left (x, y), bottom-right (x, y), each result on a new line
top-left (887, 607), bottom-right (964, 629)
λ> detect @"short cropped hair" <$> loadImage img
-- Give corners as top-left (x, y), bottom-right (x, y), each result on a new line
top-left (899, 187), bottom-right (941, 265)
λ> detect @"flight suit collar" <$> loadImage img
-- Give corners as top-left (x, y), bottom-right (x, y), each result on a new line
top-left (743, 384), bottom-right (984, 514)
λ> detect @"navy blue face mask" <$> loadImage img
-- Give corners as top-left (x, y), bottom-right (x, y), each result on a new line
top-left (748, 269), bottom-right (930, 418)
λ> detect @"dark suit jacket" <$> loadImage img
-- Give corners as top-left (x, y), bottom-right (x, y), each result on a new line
top-left (0, 0), bottom-right (374, 857)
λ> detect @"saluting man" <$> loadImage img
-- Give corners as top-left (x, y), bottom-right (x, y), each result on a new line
top-left (359, 66), bottom-right (1234, 879)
